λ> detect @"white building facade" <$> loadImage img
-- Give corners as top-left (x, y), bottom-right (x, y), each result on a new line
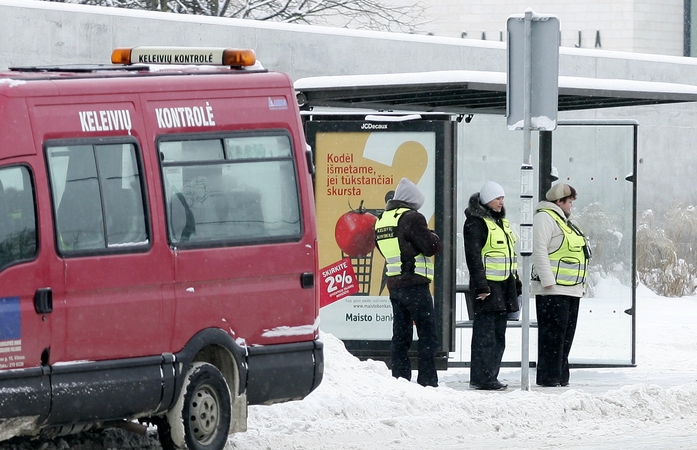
top-left (402, 0), bottom-right (686, 56)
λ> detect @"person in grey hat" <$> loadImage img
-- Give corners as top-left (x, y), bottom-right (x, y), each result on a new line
top-left (374, 178), bottom-right (442, 387)
top-left (463, 181), bottom-right (521, 390)
top-left (531, 182), bottom-right (590, 387)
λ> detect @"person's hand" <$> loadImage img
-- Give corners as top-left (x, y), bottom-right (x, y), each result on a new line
top-left (475, 286), bottom-right (490, 300)
top-left (515, 278), bottom-right (522, 296)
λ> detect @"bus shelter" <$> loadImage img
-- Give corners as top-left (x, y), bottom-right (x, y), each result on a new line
top-left (296, 70), bottom-right (697, 369)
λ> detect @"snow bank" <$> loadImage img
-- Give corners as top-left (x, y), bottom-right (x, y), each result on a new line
top-left (228, 285), bottom-right (697, 449)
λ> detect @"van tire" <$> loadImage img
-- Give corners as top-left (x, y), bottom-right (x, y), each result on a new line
top-left (159, 362), bottom-right (232, 450)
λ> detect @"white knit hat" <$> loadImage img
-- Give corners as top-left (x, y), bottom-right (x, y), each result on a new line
top-left (479, 181), bottom-right (505, 205)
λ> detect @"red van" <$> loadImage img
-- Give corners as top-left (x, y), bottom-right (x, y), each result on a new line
top-left (0, 47), bottom-right (323, 450)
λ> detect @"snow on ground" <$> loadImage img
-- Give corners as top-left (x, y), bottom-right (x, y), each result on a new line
top-left (2, 284), bottom-right (696, 449)
top-left (230, 284), bottom-right (697, 450)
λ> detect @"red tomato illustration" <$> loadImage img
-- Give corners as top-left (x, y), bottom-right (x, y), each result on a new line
top-left (335, 200), bottom-right (377, 256)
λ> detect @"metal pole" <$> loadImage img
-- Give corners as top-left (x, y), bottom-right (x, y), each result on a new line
top-left (520, 8), bottom-right (534, 392)
top-left (539, 131), bottom-right (554, 199)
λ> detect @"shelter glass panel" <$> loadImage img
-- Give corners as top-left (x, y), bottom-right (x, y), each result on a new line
top-left (454, 116), bottom-right (635, 367)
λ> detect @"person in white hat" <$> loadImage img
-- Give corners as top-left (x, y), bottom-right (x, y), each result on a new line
top-left (531, 183), bottom-right (590, 387)
top-left (463, 181), bottom-right (521, 390)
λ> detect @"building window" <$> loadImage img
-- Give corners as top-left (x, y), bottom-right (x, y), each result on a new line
top-left (686, 0), bottom-right (695, 56)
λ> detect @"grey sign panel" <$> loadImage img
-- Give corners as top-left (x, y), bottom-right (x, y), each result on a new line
top-left (506, 13), bottom-right (560, 130)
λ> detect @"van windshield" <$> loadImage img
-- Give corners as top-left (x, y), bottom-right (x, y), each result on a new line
top-left (159, 132), bottom-right (301, 245)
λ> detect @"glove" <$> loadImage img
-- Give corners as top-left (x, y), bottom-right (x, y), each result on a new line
top-left (515, 278), bottom-right (522, 296)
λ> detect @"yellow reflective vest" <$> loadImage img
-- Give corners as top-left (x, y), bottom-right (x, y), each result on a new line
top-left (374, 207), bottom-right (434, 281)
top-left (481, 217), bottom-right (518, 282)
top-left (540, 209), bottom-right (588, 286)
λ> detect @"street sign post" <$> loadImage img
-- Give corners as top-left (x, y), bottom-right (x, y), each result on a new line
top-left (506, 9), bottom-right (560, 391)
top-left (507, 11), bottom-right (560, 132)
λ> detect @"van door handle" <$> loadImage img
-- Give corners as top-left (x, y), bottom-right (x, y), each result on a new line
top-left (300, 273), bottom-right (314, 289)
top-left (34, 288), bottom-right (53, 314)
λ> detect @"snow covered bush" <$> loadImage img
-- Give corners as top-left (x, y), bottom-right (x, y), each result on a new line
top-left (636, 207), bottom-right (697, 297)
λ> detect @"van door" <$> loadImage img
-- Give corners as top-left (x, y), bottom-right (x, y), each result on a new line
top-left (0, 164), bottom-right (51, 420)
top-left (158, 132), bottom-right (313, 347)
top-left (45, 139), bottom-right (167, 362)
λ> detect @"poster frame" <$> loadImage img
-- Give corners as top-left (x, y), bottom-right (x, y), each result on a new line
top-left (303, 113), bottom-right (457, 370)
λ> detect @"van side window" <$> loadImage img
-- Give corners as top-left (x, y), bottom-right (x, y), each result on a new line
top-left (47, 143), bottom-right (149, 254)
top-left (160, 133), bottom-right (301, 245)
top-left (0, 166), bottom-right (37, 270)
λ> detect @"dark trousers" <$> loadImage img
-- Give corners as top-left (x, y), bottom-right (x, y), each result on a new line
top-left (535, 295), bottom-right (580, 386)
top-left (470, 310), bottom-right (507, 386)
top-left (389, 283), bottom-right (439, 387)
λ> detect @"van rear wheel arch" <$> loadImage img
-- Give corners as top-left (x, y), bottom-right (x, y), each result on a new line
top-left (173, 328), bottom-right (248, 399)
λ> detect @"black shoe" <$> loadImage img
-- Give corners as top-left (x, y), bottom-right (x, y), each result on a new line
top-left (560, 381), bottom-right (569, 387)
top-left (476, 381), bottom-right (507, 391)
top-left (538, 382), bottom-right (561, 387)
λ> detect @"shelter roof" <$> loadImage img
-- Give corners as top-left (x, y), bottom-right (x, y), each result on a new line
top-left (294, 70), bottom-right (697, 114)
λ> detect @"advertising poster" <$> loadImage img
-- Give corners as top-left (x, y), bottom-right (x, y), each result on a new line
top-left (311, 121), bottom-right (437, 340)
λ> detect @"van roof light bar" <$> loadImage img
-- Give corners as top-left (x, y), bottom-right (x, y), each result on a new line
top-left (111, 46), bottom-right (257, 67)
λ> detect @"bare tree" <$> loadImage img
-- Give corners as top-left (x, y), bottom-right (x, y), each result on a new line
top-left (53, 0), bottom-right (430, 33)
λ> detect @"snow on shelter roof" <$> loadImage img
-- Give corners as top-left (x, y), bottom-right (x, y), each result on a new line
top-left (294, 70), bottom-right (697, 114)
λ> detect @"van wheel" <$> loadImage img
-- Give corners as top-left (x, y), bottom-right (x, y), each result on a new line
top-left (159, 362), bottom-right (232, 450)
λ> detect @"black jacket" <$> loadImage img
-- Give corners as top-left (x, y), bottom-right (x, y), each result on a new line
top-left (380, 199), bottom-right (442, 290)
top-left (463, 193), bottom-right (520, 314)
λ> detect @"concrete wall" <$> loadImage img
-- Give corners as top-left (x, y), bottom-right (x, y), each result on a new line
top-left (2, 0), bottom-right (697, 214)
top-left (387, 0), bottom-right (684, 56)
top-left (633, 0), bottom-right (684, 56)
top-left (0, 0), bottom-right (507, 79)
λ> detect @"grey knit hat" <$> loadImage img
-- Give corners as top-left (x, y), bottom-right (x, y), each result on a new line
top-left (393, 178), bottom-right (425, 210)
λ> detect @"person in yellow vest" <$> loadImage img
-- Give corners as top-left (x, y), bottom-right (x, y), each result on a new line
top-left (531, 183), bottom-right (590, 387)
top-left (464, 181), bottom-right (521, 390)
top-left (374, 178), bottom-right (442, 387)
